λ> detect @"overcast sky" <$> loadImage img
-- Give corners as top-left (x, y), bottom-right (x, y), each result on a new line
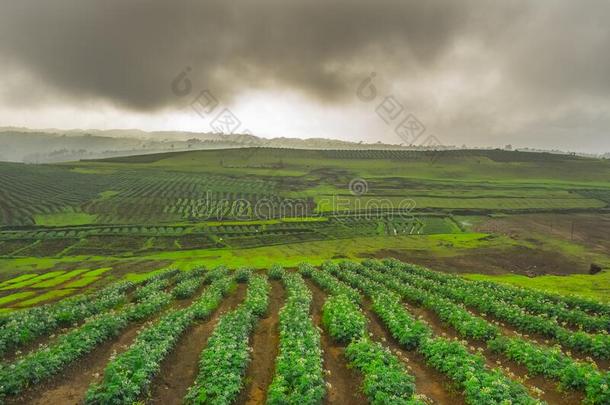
top-left (1, 0), bottom-right (609, 152)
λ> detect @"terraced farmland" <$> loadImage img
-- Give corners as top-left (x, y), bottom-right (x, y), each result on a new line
top-left (0, 259), bottom-right (607, 404)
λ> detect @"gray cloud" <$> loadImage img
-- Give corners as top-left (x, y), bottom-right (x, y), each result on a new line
top-left (0, 0), bottom-right (514, 109)
top-left (0, 0), bottom-right (609, 152)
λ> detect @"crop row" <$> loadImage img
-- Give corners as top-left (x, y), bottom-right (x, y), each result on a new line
top-left (85, 272), bottom-right (235, 404)
top-left (393, 260), bottom-right (609, 333)
top-left (185, 274), bottom-right (270, 404)
top-left (0, 278), bottom-right (136, 356)
top-left (383, 260), bottom-right (610, 360)
top-left (329, 261), bottom-right (543, 405)
top-left (304, 264), bottom-right (361, 304)
top-left (266, 272), bottom-right (325, 404)
top-left (392, 259), bottom-right (610, 324)
top-left (315, 281), bottom-right (423, 405)
top-left (172, 268), bottom-right (208, 299)
top-left (0, 286), bottom-right (173, 400)
top-left (361, 260), bottom-right (610, 405)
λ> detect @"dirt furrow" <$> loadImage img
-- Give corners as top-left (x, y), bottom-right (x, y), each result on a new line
top-left (148, 283), bottom-right (247, 405)
top-left (361, 298), bottom-right (466, 405)
top-left (237, 280), bottom-right (284, 405)
top-left (404, 301), bottom-right (582, 405)
top-left (305, 279), bottom-right (368, 405)
top-left (9, 317), bottom-right (146, 405)
top-left (7, 282), bottom-right (208, 405)
top-left (466, 305), bottom-right (609, 371)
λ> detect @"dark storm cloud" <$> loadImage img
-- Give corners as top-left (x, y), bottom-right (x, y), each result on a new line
top-left (0, 0), bottom-right (609, 120)
top-left (0, 0), bottom-right (508, 109)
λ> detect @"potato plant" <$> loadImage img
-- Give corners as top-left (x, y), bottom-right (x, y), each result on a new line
top-left (185, 275), bottom-right (269, 404)
top-left (234, 267), bottom-right (253, 283)
top-left (334, 262), bottom-right (542, 405)
top-left (85, 276), bottom-right (234, 404)
top-left (267, 272), bottom-right (325, 405)
top-left (0, 289), bottom-right (171, 399)
top-left (0, 280), bottom-right (132, 356)
top-left (312, 263), bottom-right (424, 404)
top-left (388, 261), bottom-right (610, 359)
top-left (322, 294), bottom-right (366, 343)
top-left (172, 275), bottom-right (206, 299)
top-left (368, 259), bottom-right (610, 404)
top-left (345, 338), bottom-right (421, 405)
top-left (267, 263), bottom-right (285, 280)
top-left (311, 264), bottom-right (361, 304)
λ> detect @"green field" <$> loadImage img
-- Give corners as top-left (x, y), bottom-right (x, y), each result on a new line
top-left (0, 148), bottom-right (608, 307)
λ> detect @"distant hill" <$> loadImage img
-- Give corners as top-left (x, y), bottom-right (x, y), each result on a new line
top-left (0, 127), bottom-right (606, 163)
top-left (0, 127), bottom-right (393, 163)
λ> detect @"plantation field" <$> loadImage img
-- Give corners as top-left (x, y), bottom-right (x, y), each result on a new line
top-left (0, 148), bottom-right (609, 226)
top-left (0, 148), bottom-right (609, 404)
top-left (0, 260), bottom-right (608, 405)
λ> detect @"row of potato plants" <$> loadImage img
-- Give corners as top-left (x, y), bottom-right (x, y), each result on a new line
top-left (387, 259), bottom-right (610, 329)
top-left (267, 263), bottom-right (285, 280)
top-left (332, 262), bottom-right (542, 405)
top-left (172, 268), bottom-right (208, 299)
top-left (0, 280), bottom-right (131, 357)
top-left (391, 260), bottom-right (608, 333)
top-left (0, 286), bottom-right (173, 400)
top-left (266, 272), bottom-right (325, 404)
top-left (85, 272), bottom-right (234, 404)
top-left (309, 269), bottom-right (423, 404)
top-left (185, 274), bottom-right (270, 404)
top-left (0, 267), bottom-right (180, 356)
top-left (363, 260), bottom-right (610, 405)
top-left (305, 264), bottom-right (361, 304)
top-left (474, 280), bottom-right (609, 333)
top-left (385, 260), bottom-right (610, 360)
top-left (395, 259), bottom-right (610, 317)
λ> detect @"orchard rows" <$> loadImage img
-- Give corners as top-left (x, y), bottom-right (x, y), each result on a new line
top-left (0, 260), bottom-right (608, 404)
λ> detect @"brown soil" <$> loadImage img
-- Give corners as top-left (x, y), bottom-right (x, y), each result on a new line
top-left (9, 320), bottom-right (146, 405)
top-left (404, 301), bottom-right (583, 405)
top-left (361, 297), bottom-right (464, 405)
top-left (475, 213), bottom-right (610, 254)
top-left (373, 245), bottom-right (584, 277)
top-left (6, 283), bottom-right (207, 405)
top-left (305, 279), bottom-right (368, 405)
top-left (148, 283), bottom-right (248, 405)
top-left (237, 280), bottom-right (284, 405)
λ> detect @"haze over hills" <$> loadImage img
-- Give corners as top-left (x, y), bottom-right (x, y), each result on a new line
top-left (1, 127), bottom-right (608, 164)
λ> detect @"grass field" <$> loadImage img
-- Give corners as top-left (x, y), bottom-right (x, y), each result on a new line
top-left (465, 271), bottom-right (610, 302)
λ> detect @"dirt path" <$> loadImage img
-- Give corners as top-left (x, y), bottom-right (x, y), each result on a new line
top-left (361, 298), bottom-right (465, 405)
top-left (237, 280), bottom-right (284, 405)
top-left (404, 301), bottom-right (583, 405)
top-left (148, 283), bottom-right (247, 405)
top-left (305, 279), bottom-right (368, 405)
